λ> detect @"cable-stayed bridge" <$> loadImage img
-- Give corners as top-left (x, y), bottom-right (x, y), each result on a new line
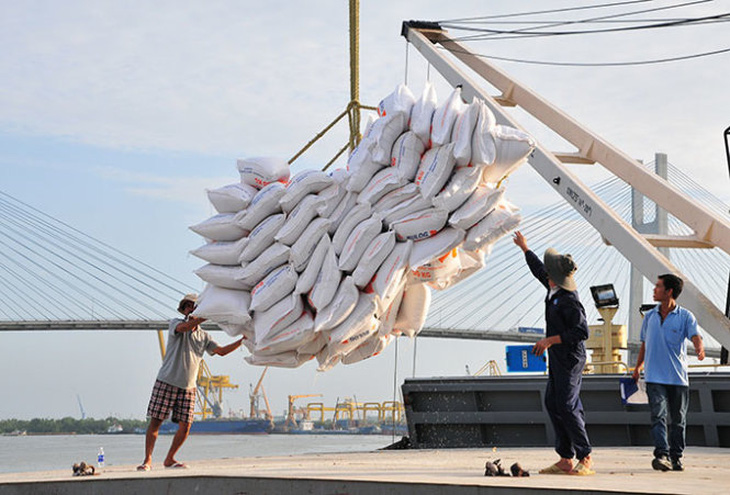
top-left (3, 21), bottom-right (728, 363)
top-left (1, 158), bottom-right (727, 358)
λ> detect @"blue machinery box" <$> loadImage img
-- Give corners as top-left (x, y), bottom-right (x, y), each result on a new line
top-left (505, 345), bottom-right (547, 372)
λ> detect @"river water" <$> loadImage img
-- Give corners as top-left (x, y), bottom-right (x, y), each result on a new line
top-left (0, 433), bottom-right (395, 474)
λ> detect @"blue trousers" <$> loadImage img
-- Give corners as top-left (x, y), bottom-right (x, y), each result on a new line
top-left (544, 359), bottom-right (592, 460)
top-left (647, 382), bottom-right (689, 460)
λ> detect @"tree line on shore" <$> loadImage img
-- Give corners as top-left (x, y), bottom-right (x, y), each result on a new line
top-left (1, 417), bottom-right (148, 434)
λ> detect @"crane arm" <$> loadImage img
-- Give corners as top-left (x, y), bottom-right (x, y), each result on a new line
top-left (402, 22), bottom-right (730, 350)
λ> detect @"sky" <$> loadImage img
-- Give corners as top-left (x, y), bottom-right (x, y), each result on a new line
top-left (1, 0), bottom-right (729, 421)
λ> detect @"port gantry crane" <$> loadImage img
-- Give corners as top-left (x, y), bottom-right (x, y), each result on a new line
top-left (401, 21), bottom-right (730, 352)
top-left (249, 367), bottom-right (274, 428)
top-left (285, 394), bottom-right (323, 429)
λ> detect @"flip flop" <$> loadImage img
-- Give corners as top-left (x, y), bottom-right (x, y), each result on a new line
top-left (510, 462), bottom-right (530, 477)
top-left (136, 464), bottom-right (151, 472)
top-left (538, 463), bottom-right (572, 475)
top-left (570, 463), bottom-right (595, 476)
top-left (165, 462), bottom-right (189, 469)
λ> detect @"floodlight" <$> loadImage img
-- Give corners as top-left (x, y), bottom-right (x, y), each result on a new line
top-left (590, 284), bottom-right (619, 308)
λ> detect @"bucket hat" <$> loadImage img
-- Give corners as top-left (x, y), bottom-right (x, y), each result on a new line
top-left (177, 293), bottom-right (198, 314)
top-left (543, 248), bottom-right (577, 291)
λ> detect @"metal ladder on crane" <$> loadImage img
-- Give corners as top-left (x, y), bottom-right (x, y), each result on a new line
top-left (401, 21), bottom-right (730, 351)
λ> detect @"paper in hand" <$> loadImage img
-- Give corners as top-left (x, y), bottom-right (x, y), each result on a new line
top-left (620, 377), bottom-right (648, 405)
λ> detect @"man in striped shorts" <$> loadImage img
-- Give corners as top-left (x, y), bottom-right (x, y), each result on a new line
top-left (137, 293), bottom-right (243, 471)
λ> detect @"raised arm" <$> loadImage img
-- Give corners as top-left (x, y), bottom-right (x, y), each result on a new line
top-left (514, 232), bottom-right (550, 290)
top-left (212, 337), bottom-right (244, 357)
top-left (174, 316), bottom-right (206, 334)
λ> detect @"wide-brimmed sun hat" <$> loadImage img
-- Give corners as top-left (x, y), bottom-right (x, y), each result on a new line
top-left (177, 293), bottom-right (198, 314)
top-left (543, 248), bottom-right (577, 291)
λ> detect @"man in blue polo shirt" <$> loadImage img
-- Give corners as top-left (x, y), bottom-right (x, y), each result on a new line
top-left (632, 274), bottom-right (705, 472)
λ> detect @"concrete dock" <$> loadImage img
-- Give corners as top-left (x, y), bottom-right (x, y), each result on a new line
top-left (0, 447), bottom-right (728, 494)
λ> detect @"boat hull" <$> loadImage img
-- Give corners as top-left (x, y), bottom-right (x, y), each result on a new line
top-left (160, 418), bottom-right (272, 435)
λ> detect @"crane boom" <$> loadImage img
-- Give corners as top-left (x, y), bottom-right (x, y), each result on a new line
top-left (402, 22), bottom-right (730, 349)
top-left (249, 367), bottom-right (271, 420)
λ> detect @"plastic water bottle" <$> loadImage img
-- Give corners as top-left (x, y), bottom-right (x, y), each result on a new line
top-left (97, 447), bottom-right (105, 468)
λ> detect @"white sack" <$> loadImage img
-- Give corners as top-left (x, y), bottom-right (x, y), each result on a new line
top-left (369, 241), bottom-right (412, 311)
top-left (356, 167), bottom-right (404, 206)
top-left (327, 192), bottom-right (358, 235)
top-left (410, 248), bottom-right (461, 286)
top-left (342, 334), bottom-right (392, 365)
top-left (255, 309), bottom-right (314, 355)
top-left (449, 186), bottom-right (504, 230)
top-left (297, 332), bottom-right (328, 356)
top-left (409, 227), bottom-right (466, 268)
top-left (238, 242), bottom-right (290, 287)
top-left (239, 213), bottom-right (286, 262)
top-left (237, 157), bottom-right (290, 189)
top-left (218, 322), bottom-right (253, 339)
top-left (345, 160), bottom-right (383, 193)
top-left (471, 99), bottom-right (497, 166)
top-left (275, 195), bottom-right (325, 246)
top-left (431, 86), bottom-right (466, 147)
top-left (207, 182), bottom-right (258, 214)
top-left (361, 113), bottom-right (376, 137)
top-left (328, 293), bottom-right (379, 345)
top-left (347, 138), bottom-right (375, 175)
top-left (193, 284), bottom-right (251, 326)
top-left (250, 264), bottom-right (298, 312)
top-left (189, 237), bottom-right (248, 266)
top-left (326, 313), bottom-right (380, 367)
top-left (245, 351), bottom-right (311, 368)
top-left (373, 182), bottom-right (419, 214)
top-left (445, 246), bottom-right (491, 286)
top-left (378, 285), bottom-right (405, 337)
top-left (253, 293), bottom-right (304, 344)
top-left (451, 99), bottom-right (480, 166)
top-left (280, 170), bottom-right (333, 212)
top-left (294, 234), bottom-right (330, 294)
top-left (393, 283), bottom-right (431, 338)
top-left (382, 193), bottom-right (433, 226)
top-left (194, 263), bottom-right (252, 291)
top-left (410, 81), bottom-right (438, 146)
top-left (317, 170), bottom-right (349, 218)
top-left (377, 83), bottom-right (415, 119)
top-left (289, 217), bottom-right (331, 272)
top-left (415, 143), bottom-right (456, 200)
top-left (390, 131), bottom-right (426, 182)
top-left (352, 231), bottom-right (396, 288)
top-left (425, 249), bottom-right (463, 291)
top-left (308, 245), bottom-right (341, 310)
top-left (463, 203), bottom-right (522, 251)
top-left (332, 203), bottom-right (371, 255)
top-left (338, 216), bottom-right (383, 272)
top-left (190, 213), bottom-right (246, 242)
top-left (432, 166), bottom-right (482, 213)
top-left (315, 346), bottom-right (341, 372)
top-left (481, 125), bottom-right (535, 183)
top-left (235, 182), bottom-right (286, 231)
top-left (313, 276), bottom-right (359, 332)
top-left (347, 142), bottom-right (384, 193)
top-left (365, 113), bottom-right (408, 165)
top-left (391, 208), bottom-right (449, 242)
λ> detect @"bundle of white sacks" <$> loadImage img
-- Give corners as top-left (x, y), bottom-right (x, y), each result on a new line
top-left (188, 83), bottom-right (533, 371)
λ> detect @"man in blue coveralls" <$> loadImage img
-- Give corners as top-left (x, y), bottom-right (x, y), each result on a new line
top-left (513, 231), bottom-right (593, 475)
top-left (632, 274), bottom-right (704, 472)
